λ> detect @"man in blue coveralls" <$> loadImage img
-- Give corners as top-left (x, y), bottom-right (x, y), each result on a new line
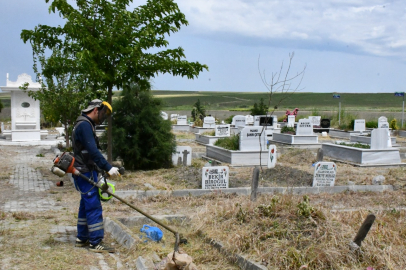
top-left (71, 99), bottom-right (120, 253)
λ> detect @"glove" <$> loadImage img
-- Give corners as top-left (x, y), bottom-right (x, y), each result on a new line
top-left (108, 167), bottom-right (120, 178)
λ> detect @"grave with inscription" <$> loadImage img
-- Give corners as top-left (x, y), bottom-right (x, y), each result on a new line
top-left (202, 166), bottom-right (229, 189)
top-left (312, 162), bottom-right (337, 187)
top-left (195, 124), bottom-right (230, 145)
top-left (353, 119), bottom-right (366, 133)
top-left (239, 126), bottom-right (268, 151)
top-left (245, 115), bottom-right (254, 125)
top-left (308, 116), bottom-right (321, 126)
top-left (272, 119), bottom-right (319, 146)
top-left (350, 116), bottom-right (395, 146)
top-left (287, 115), bottom-right (295, 127)
top-left (172, 115), bottom-right (190, 132)
top-left (203, 116), bottom-right (216, 128)
top-left (232, 115), bottom-right (246, 127)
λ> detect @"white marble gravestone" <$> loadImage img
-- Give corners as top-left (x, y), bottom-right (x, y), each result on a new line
top-left (308, 116), bottom-right (321, 126)
top-left (268, 145), bottom-right (277, 169)
top-left (296, 119), bottom-right (313, 135)
top-left (378, 116), bottom-right (389, 129)
top-left (0, 73), bottom-right (41, 141)
top-left (1, 122), bottom-right (4, 133)
top-left (171, 146), bottom-right (192, 166)
top-left (371, 129), bottom-right (389, 150)
top-left (170, 114), bottom-right (179, 121)
top-left (215, 124), bottom-right (231, 137)
top-left (353, 119), bottom-right (366, 132)
top-left (245, 115), bottom-right (254, 125)
top-left (176, 115), bottom-right (187, 125)
top-left (202, 166), bottom-right (229, 189)
top-left (161, 111), bottom-right (168, 120)
top-left (203, 116), bottom-right (216, 128)
top-left (312, 162), bottom-right (337, 187)
top-left (287, 115), bottom-right (295, 127)
top-left (239, 126), bottom-right (267, 151)
top-left (232, 115), bottom-right (246, 127)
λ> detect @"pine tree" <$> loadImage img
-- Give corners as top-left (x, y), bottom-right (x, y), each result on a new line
top-left (111, 81), bottom-right (176, 170)
top-left (250, 98), bottom-right (269, 115)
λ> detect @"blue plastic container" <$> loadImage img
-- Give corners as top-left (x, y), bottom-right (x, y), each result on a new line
top-left (140, 225), bottom-right (163, 242)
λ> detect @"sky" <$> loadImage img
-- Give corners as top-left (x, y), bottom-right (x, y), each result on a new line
top-left (1, 0), bottom-right (406, 93)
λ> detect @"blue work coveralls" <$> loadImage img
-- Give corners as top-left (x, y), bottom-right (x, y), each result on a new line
top-left (72, 114), bottom-right (112, 246)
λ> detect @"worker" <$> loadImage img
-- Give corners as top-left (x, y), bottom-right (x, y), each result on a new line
top-left (71, 99), bottom-right (119, 253)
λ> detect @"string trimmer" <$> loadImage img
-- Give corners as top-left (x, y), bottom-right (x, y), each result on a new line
top-left (50, 152), bottom-right (187, 252)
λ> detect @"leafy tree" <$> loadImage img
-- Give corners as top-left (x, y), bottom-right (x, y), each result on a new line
top-left (110, 81), bottom-right (176, 170)
top-left (21, 0), bottom-right (208, 161)
top-left (250, 98), bottom-right (268, 116)
top-left (191, 99), bottom-right (206, 121)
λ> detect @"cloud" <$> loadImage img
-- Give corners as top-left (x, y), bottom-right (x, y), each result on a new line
top-left (175, 0), bottom-right (406, 59)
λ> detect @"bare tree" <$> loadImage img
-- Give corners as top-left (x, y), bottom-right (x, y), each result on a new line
top-left (257, 52), bottom-right (307, 169)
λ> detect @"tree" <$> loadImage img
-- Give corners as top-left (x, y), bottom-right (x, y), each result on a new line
top-left (110, 80), bottom-right (176, 170)
top-left (21, 0), bottom-right (208, 161)
top-left (250, 98), bottom-right (268, 116)
top-left (191, 99), bottom-right (206, 121)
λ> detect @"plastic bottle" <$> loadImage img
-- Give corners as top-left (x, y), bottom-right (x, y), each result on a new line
top-left (204, 160), bottom-right (212, 167)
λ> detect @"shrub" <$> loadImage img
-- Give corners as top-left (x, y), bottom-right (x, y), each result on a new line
top-left (366, 120), bottom-right (378, 128)
top-left (214, 134), bottom-right (239, 150)
top-left (110, 81), bottom-right (176, 170)
top-left (194, 118), bottom-right (203, 127)
top-left (250, 98), bottom-right (268, 116)
top-left (390, 119), bottom-right (399, 130)
top-left (281, 126), bottom-right (295, 135)
top-left (224, 115), bottom-right (234, 124)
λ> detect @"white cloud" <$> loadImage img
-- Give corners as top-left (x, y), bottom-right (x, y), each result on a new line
top-left (175, 0), bottom-right (406, 59)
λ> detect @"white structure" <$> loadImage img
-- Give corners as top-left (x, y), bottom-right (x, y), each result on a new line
top-left (202, 166), bottom-right (229, 189)
top-left (353, 119), bottom-right (366, 132)
top-left (215, 124), bottom-right (231, 137)
top-left (287, 115), bottom-right (295, 127)
top-left (239, 126), bottom-right (267, 151)
top-left (296, 119), bottom-right (313, 135)
top-left (0, 73), bottom-right (43, 141)
top-left (312, 162), bottom-right (337, 187)
top-left (176, 115), bottom-right (187, 125)
top-left (308, 116), bottom-right (321, 126)
top-left (203, 116), bottom-right (216, 128)
top-left (268, 145), bottom-right (277, 169)
top-left (161, 111), bottom-right (168, 120)
top-left (245, 115), bottom-right (254, 125)
top-left (232, 115), bottom-right (246, 127)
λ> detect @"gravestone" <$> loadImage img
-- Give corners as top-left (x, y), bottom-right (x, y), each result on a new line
top-left (312, 162), bottom-right (337, 187)
top-left (239, 126), bottom-right (267, 151)
top-left (170, 114), bottom-right (179, 121)
top-left (308, 116), bottom-right (321, 126)
top-left (245, 115), bottom-right (254, 125)
top-left (371, 129), bottom-right (389, 150)
top-left (320, 119), bottom-right (331, 128)
top-left (268, 145), bottom-right (277, 169)
top-left (172, 146), bottom-right (192, 166)
top-left (215, 124), bottom-right (231, 137)
top-left (232, 115), bottom-right (246, 127)
top-left (316, 148), bottom-right (324, 162)
top-left (202, 166), bottom-right (229, 189)
top-left (287, 115), bottom-right (295, 127)
top-left (177, 115), bottom-right (187, 125)
top-left (1, 122), bottom-right (4, 133)
top-left (354, 119), bottom-right (366, 132)
top-left (161, 111), bottom-right (168, 120)
top-left (377, 116), bottom-right (391, 147)
top-left (203, 116), bottom-right (216, 128)
top-left (296, 119), bottom-right (313, 135)
top-left (254, 115), bottom-right (277, 128)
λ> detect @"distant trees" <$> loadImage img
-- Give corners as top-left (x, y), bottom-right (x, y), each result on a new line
top-left (191, 99), bottom-right (206, 121)
top-left (250, 98), bottom-right (268, 116)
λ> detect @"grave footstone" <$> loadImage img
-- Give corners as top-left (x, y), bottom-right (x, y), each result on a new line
top-left (312, 162), bottom-right (337, 187)
top-left (267, 145), bottom-right (277, 169)
top-left (317, 148), bottom-right (324, 162)
top-left (172, 146), bottom-right (192, 166)
top-left (203, 116), bottom-right (216, 128)
top-left (245, 115), bottom-right (254, 125)
top-left (287, 115), bottom-right (295, 127)
top-left (239, 126), bottom-right (267, 151)
top-left (354, 119), bottom-right (366, 132)
top-left (1, 122), bottom-right (4, 133)
top-left (202, 166), bottom-right (229, 189)
top-left (215, 124), bottom-right (231, 137)
top-left (296, 119), bottom-right (313, 135)
top-left (177, 115), bottom-right (187, 125)
top-left (378, 116), bottom-right (388, 128)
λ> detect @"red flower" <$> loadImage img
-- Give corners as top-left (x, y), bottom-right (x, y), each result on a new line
top-left (271, 149), bottom-right (275, 154)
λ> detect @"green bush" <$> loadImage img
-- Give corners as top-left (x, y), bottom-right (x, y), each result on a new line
top-left (390, 119), bottom-right (399, 130)
top-left (214, 134), bottom-right (239, 150)
top-left (281, 126), bottom-right (295, 134)
top-left (366, 121), bottom-right (378, 128)
top-left (110, 81), bottom-right (176, 170)
top-left (224, 115), bottom-right (234, 124)
top-left (250, 98), bottom-right (268, 116)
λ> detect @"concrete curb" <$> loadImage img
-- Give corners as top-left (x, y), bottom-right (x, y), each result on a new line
top-left (104, 217), bottom-right (137, 249)
top-left (135, 256), bottom-right (155, 270)
top-left (118, 215), bottom-right (189, 227)
top-left (208, 238), bottom-right (267, 270)
top-left (115, 185), bottom-right (394, 199)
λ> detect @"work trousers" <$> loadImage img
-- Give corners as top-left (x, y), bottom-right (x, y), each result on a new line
top-left (74, 171), bottom-right (104, 245)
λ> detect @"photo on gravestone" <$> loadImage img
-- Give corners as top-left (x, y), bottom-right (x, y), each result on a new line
top-left (202, 166), bottom-right (229, 189)
top-left (259, 116), bottom-right (273, 126)
top-left (312, 162), bottom-right (337, 187)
